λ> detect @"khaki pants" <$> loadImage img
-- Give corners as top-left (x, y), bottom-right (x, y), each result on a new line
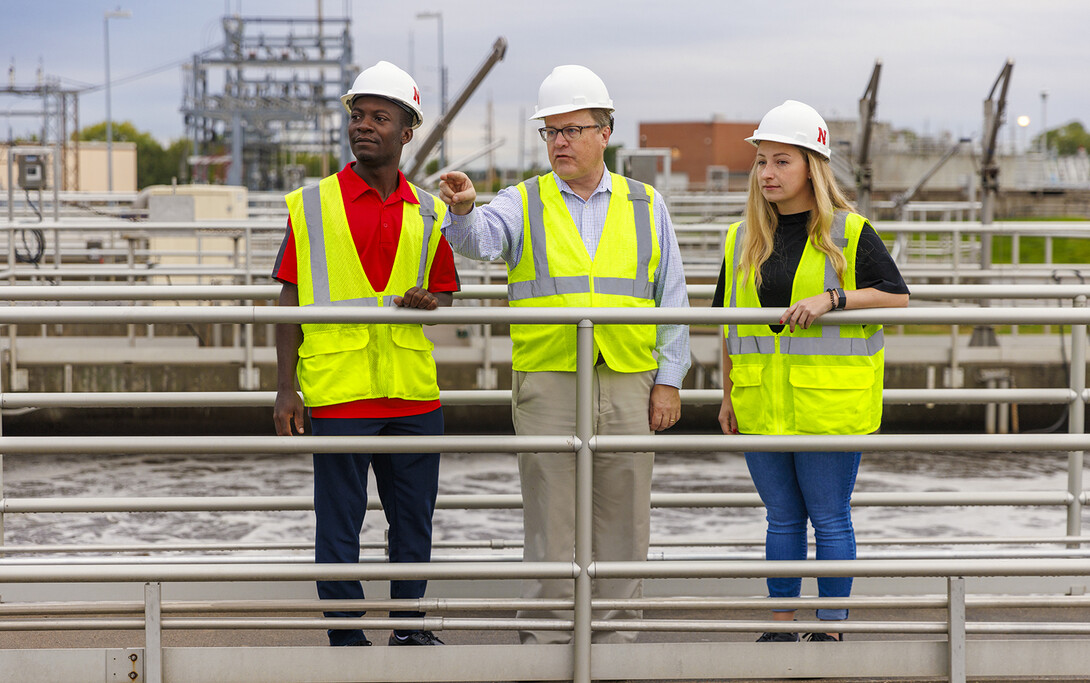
top-left (512, 367), bottom-right (655, 644)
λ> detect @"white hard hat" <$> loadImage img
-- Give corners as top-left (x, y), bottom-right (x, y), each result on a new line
top-left (529, 65), bottom-right (614, 121)
top-left (340, 61), bottom-right (423, 129)
top-left (745, 100), bottom-right (831, 160)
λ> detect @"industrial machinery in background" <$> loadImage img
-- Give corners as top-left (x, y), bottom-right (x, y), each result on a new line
top-left (182, 13), bottom-right (354, 190)
top-left (181, 9), bottom-right (506, 192)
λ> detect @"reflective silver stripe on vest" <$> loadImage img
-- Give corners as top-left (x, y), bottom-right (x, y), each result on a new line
top-left (627, 179), bottom-right (654, 295)
top-left (301, 183), bottom-right (331, 305)
top-left (728, 214), bottom-right (883, 358)
top-left (508, 175), bottom-right (654, 302)
top-left (320, 295), bottom-right (397, 307)
top-left (508, 274), bottom-right (590, 300)
top-left (780, 328), bottom-right (884, 356)
top-left (726, 334), bottom-right (775, 355)
top-left (300, 181), bottom-right (433, 307)
top-left (726, 221), bottom-right (746, 354)
top-left (415, 187), bottom-right (438, 289)
top-left (824, 211), bottom-right (849, 290)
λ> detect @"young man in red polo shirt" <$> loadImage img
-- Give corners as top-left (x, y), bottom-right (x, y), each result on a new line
top-left (272, 61), bottom-right (458, 648)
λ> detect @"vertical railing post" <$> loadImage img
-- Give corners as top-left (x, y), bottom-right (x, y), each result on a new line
top-left (144, 581), bottom-right (163, 683)
top-left (573, 319), bottom-right (593, 683)
top-left (126, 237), bottom-right (136, 346)
top-left (947, 576), bottom-right (966, 683)
top-left (1067, 295), bottom-right (1086, 539)
top-left (241, 229), bottom-right (256, 390)
top-left (0, 375), bottom-right (5, 550)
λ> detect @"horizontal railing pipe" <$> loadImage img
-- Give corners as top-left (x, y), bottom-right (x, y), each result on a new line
top-left (590, 557), bottom-right (1090, 579)
top-left (4, 282), bottom-right (1090, 301)
top-left (5, 303), bottom-right (1090, 326)
top-left (1, 388), bottom-right (1076, 410)
top-left (1, 490), bottom-right (1071, 515)
top-left (593, 432), bottom-right (1090, 453)
top-left (0, 561), bottom-right (577, 583)
top-left (0, 434), bottom-right (575, 455)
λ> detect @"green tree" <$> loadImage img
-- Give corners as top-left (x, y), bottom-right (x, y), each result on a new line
top-left (604, 144), bottom-right (620, 173)
top-left (1036, 121), bottom-right (1090, 156)
top-left (292, 152), bottom-right (339, 178)
top-left (77, 121), bottom-right (189, 189)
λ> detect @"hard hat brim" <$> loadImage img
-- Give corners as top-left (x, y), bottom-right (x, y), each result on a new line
top-left (341, 93), bottom-right (423, 129)
top-left (745, 132), bottom-right (830, 160)
top-left (529, 103), bottom-right (615, 121)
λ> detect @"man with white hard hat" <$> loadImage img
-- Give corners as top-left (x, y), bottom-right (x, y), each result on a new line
top-left (273, 60), bottom-right (458, 648)
top-left (439, 64), bottom-right (690, 644)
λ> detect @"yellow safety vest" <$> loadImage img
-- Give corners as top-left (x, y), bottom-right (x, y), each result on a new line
top-left (285, 174), bottom-right (446, 406)
top-left (506, 172), bottom-right (660, 373)
top-left (723, 211), bottom-right (884, 435)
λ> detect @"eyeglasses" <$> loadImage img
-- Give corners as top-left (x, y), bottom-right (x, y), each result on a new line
top-left (537, 124), bottom-right (601, 143)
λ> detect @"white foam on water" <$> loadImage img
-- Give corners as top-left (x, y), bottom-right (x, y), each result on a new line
top-left (4, 450), bottom-right (1087, 552)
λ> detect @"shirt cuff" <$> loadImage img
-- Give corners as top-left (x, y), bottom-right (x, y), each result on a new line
top-left (653, 364), bottom-right (687, 389)
top-left (444, 207), bottom-right (476, 231)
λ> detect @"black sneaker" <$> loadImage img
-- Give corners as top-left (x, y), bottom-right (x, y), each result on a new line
top-left (389, 630), bottom-right (445, 646)
top-left (343, 637), bottom-right (372, 646)
top-left (756, 631), bottom-right (799, 642)
top-left (804, 632), bottom-right (842, 642)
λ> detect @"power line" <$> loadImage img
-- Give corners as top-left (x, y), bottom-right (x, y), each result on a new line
top-left (62, 57), bottom-right (189, 94)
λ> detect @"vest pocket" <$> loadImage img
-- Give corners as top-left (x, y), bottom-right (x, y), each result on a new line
top-left (789, 365), bottom-right (874, 434)
top-left (389, 325), bottom-right (438, 398)
top-left (729, 364), bottom-right (769, 434)
top-left (297, 327), bottom-right (372, 402)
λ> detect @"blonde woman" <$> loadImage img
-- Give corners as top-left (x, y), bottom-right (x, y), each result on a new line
top-left (712, 100), bottom-right (909, 642)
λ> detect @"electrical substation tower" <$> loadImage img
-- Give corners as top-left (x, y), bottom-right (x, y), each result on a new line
top-left (181, 14), bottom-right (354, 190)
top-left (2, 69), bottom-right (81, 192)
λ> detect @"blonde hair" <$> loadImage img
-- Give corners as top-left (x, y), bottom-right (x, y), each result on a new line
top-left (737, 147), bottom-right (856, 289)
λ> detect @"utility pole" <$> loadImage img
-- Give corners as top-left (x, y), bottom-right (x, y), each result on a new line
top-left (855, 60), bottom-right (881, 219)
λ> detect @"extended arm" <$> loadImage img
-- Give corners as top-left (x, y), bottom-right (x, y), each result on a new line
top-left (439, 170), bottom-right (525, 264)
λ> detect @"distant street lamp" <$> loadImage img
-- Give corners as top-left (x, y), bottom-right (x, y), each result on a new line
top-left (1040, 90), bottom-right (1048, 154)
top-left (1017, 115), bottom-right (1030, 154)
top-left (416, 11), bottom-right (447, 168)
top-left (104, 8), bottom-right (131, 193)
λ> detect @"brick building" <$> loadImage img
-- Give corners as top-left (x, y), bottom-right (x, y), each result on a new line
top-left (638, 119), bottom-right (759, 191)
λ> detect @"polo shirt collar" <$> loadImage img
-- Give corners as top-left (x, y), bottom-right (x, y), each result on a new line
top-left (339, 162), bottom-right (419, 205)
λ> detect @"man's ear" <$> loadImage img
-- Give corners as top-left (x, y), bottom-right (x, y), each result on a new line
top-left (402, 127), bottom-right (414, 145)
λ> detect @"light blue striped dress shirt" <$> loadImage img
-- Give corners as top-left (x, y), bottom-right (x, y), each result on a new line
top-left (442, 172), bottom-right (691, 388)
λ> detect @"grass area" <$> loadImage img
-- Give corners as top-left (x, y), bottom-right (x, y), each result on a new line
top-left (879, 232), bottom-right (1090, 266)
top-left (991, 236), bottom-right (1090, 264)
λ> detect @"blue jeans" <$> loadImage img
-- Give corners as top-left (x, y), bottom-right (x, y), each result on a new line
top-left (745, 450), bottom-right (861, 621)
top-left (312, 410), bottom-right (442, 645)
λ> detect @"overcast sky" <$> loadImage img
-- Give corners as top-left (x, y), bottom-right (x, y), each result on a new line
top-left (4, 0), bottom-right (1088, 171)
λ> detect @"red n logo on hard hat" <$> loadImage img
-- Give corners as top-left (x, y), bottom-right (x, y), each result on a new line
top-left (413, 87), bottom-right (420, 105)
top-left (817, 127), bottom-right (827, 145)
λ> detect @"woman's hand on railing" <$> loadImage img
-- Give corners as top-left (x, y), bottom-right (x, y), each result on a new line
top-left (781, 293), bottom-right (834, 332)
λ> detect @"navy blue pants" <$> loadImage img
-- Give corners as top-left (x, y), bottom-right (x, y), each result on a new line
top-left (311, 409), bottom-right (442, 646)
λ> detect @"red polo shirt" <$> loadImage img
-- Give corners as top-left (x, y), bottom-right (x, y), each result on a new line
top-left (273, 163), bottom-right (459, 418)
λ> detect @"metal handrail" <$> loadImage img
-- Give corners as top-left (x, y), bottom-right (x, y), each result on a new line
top-left (6, 282), bottom-right (1090, 301)
top-left (2, 298), bottom-right (1089, 683)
